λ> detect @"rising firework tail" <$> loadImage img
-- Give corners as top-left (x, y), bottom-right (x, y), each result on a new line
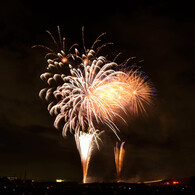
top-left (114, 142), bottom-right (125, 181)
top-left (74, 129), bottom-right (96, 183)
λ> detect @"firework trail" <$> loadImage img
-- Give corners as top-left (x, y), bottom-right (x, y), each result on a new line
top-left (34, 26), bottom-right (154, 182)
top-left (114, 142), bottom-right (125, 181)
top-left (75, 129), bottom-right (98, 183)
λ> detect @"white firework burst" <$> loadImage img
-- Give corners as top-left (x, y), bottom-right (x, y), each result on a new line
top-left (36, 26), bottom-right (153, 139)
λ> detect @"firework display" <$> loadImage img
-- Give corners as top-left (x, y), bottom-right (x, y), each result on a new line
top-left (75, 129), bottom-right (97, 183)
top-left (34, 27), bottom-right (153, 183)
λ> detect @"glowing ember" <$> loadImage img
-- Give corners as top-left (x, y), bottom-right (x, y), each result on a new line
top-left (61, 57), bottom-right (68, 63)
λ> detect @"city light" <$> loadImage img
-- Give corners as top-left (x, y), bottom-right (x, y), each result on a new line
top-left (56, 179), bottom-right (65, 183)
top-left (172, 181), bottom-right (179, 185)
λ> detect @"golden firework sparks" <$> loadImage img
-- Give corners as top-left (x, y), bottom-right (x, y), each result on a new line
top-left (114, 142), bottom-right (125, 181)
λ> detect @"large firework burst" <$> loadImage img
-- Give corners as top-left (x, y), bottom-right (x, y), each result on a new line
top-left (35, 27), bottom-right (153, 140)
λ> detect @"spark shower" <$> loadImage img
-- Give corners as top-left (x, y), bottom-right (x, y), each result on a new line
top-left (34, 26), bottom-right (154, 183)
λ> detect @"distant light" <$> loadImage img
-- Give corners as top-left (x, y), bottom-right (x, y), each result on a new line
top-left (4, 186), bottom-right (6, 189)
top-left (56, 179), bottom-right (65, 183)
top-left (173, 181), bottom-right (179, 185)
top-left (7, 176), bottom-right (17, 181)
top-left (166, 182), bottom-right (170, 185)
top-left (143, 179), bottom-right (163, 184)
top-left (129, 187), bottom-right (131, 190)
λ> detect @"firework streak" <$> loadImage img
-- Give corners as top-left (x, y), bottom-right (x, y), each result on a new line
top-left (75, 130), bottom-right (97, 183)
top-left (114, 142), bottom-right (125, 181)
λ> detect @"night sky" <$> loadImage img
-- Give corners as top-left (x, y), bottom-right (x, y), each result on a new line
top-left (0, 1), bottom-right (195, 182)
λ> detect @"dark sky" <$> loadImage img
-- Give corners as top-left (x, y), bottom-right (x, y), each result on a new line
top-left (0, 0), bottom-right (195, 182)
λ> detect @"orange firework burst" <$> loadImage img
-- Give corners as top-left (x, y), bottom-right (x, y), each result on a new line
top-left (116, 70), bottom-right (154, 114)
top-left (87, 70), bottom-right (153, 135)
